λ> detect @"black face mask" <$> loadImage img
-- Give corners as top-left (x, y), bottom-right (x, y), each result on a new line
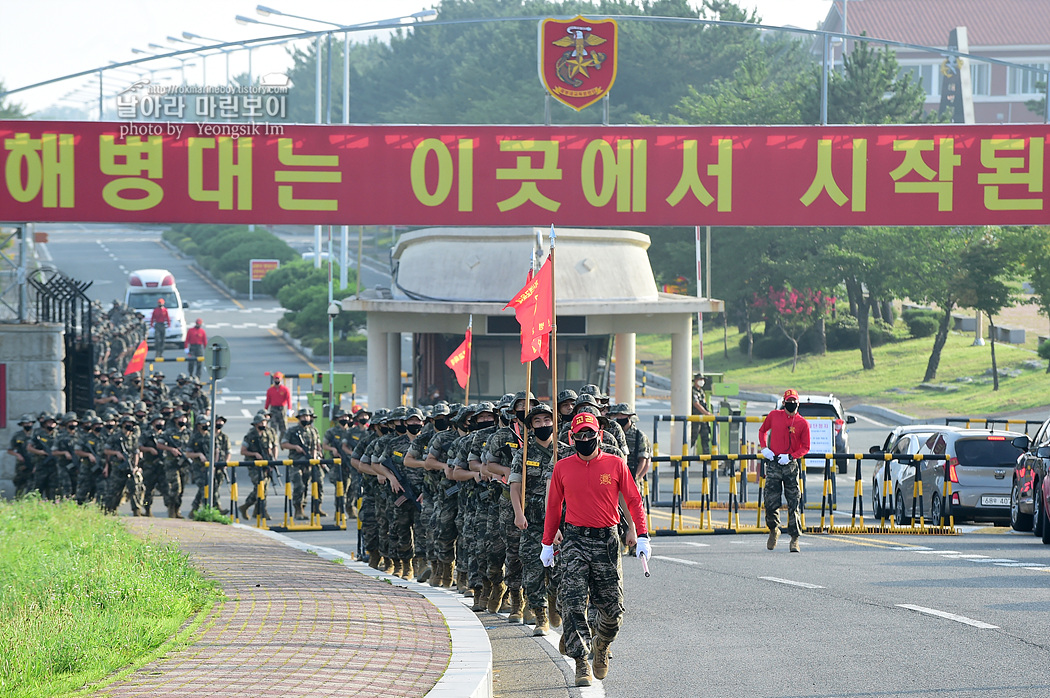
top-left (44, 424), bottom-right (55, 431)
top-left (92, 426), bottom-right (103, 433)
top-left (380, 426), bottom-right (392, 435)
top-left (573, 437), bottom-right (599, 457)
top-left (154, 424), bottom-right (165, 431)
top-left (124, 424), bottom-right (135, 431)
top-left (394, 423), bottom-right (407, 434)
top-left (615, 417), bottom-right (631, 430)
top-left (176, 421), bottom-right (187, 428)
top-left (257, 424), bottom-right (266, 431)
top-left (406, 423), bottom-right (422, 435)
top-left (476, 418), bottom-right (494, 429)
top-left (499, 414), bottom-right (510, 428)
top-left (784, 402), bottom-right (799, 414)
top-left (434, 418), bottom-right (449, 431)
top-left (299, 419), bottom-right (312, 427)
top-left (533, 425), bottom-right (554, 441)
top-left (216, 424), bottom-right (224, 431)
top-left (338, 420), bottom-right (349, 426)
top-left (515, 410), bottom-right (526, 423)
top-left (22, 425), bottom-right (32, 432)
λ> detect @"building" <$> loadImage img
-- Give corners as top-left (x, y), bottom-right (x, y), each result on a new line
top-left (342, 227), bottom-right (722, 430)
top-left (822, 0), bottom-right (1050, 123)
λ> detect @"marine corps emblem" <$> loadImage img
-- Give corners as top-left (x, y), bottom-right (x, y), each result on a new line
top-left (538, 15), bottom-right (619, 111)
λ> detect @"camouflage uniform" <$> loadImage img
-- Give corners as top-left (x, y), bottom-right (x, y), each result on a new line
top-left (103, 422), bottom-right (143, 514)
top-left (139, 420), bottom-right (168, 515)
top-left (378, 429), bottom-right (423, 567)
top-left (764, 460), bottom-right (802, 536)
top-left (362, 428), bottom-right (397, 562)
top-left (188, 426), bottom-right (214, 513)
top-left (426, 427), bottom-right (462, 568)
top-left (484, 423), bottom-right (523, 594)
top-left (449, 430), bottom-right (476, 585)
top-left (75, 420), bottom-right (106, 505)
top-left (241, 422), bottom-right (278, 519)
top-left (8, 419), bottom-right (35, 496)
top-left (284, 418), bottom-right (323, 516)
top-left (350, 428), bottom-right (380, 557)
top-left (510, 435), bottom-right (564, 610)
top-left (323, 419), bottom-right (352, 514)
top-left (161, 422), bottom-right (193, 514)
top-left (53, 420), bottom-right (81, 496)
top-left (406, 421), bottom-right (439, 567)
top-left (30, 423), bottom-right (70, 499)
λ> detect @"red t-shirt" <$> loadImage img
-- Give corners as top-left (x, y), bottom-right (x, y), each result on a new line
top-left (150, 307), bottom-right (169, 327)
top-left (265, 384), bottom-right (292, 410)
top-left (758, 410), bottom-right (811, 460)
top-left (185, 327), bottom-right (207, 347)
top-left (543, 450), bottom-right (648, 545)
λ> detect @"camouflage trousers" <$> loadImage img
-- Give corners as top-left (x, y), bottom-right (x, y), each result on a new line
top-left (75, 464), bottom-right (101, 505)
top-left (360, 477), bottom-right (379, 555)
top-left (190, 461), bottom-right (210, 512)
top-left (497, 494), bottom-right (524, 590)
top-left (455, 489), bottom-right (468, 572)
top-left (421, 487), bottom-right (438, 561)
top-left (559, 525), bottom-right (625, 660)
top-left (520, 497), bottom-right (555, 609)
top-left (242, 464), bottom-right (271, 518)
top-left (34, 461), bottom-right (72, 500)
top-left (764, 460), bottom-right (802, 536)
top-left (435, 487), bottom-right (458, 564)
top-left (375, 485), bottom-right (394, 559)
top-left (390, 497), bottom-right (419, 561)
top-left (140, 460), bottom-right (167, 512)
top-left (103, 467), bottom-right (143, 514)
top-left (162, 461), bottom-right (185, 509)
top-left (485, 491), bottom-right (506, 585)
top-left (291, 462), bottom-right (324, 510)
top-left (463, 492), bottom-right (484, 588)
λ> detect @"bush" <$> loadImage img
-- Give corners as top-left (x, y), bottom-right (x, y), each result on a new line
top-left (216, 239), bottom-right (296, 276)
top-left (825, 315), bottom-right (859, 351)
top-left (751, 331), bottom-right (796, 359)
top-left (222, 271), bottom-right (250, 294)
top-left (259, 260), bottom-right (329, 296)
top-left (906, 314), bottom-right (939, 338)
top-left (1038, 340), bottom-right (1050, 364)
top-left (333, 336), bottom-right (367, 356)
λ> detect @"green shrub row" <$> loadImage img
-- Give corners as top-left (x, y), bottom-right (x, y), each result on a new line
top-left (739, 315), bottom-right (916, 359)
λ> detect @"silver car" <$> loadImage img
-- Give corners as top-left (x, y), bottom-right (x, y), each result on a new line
top-left (870, 425), bottom-right (943, 519)
top-left (898, 429), bottom-right (1024, 525)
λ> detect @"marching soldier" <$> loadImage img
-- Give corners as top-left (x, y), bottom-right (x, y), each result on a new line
top-left (7, 414), bottom-right (36, 496)
top-left (54, 413), bottom-right (81, 495)
top-left (240, 412), bottom-right (279, 521)
top-left (74, 416), bottom-right (106, 505)
top-left (27, 414), bottom-right (69, 500)
top-left (350, 408), bottom-right (388, 567)
top-left (283, 407), bottom-right (323, 520)
top-left (102, 414), bottom-right (143, 515)
top-left (324, 409), bottom-right (353, 518)
top-left (138, 414), bottom-right (168, 516)
top-left (377, 407), bottom-right (426, 580)
top-left (158, 411), bottom-right (193, 518)
top-left (758, 388), bottom-right (810, 553)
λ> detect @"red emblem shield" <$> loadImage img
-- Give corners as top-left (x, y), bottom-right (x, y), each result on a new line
top-left (538, 16), bottom-right (619, 112)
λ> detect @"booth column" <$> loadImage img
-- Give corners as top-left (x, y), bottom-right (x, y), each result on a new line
top-left (386, 332), bottom-right (401, 406)
top-left (366, 320), bottom-right (389, 408)
top-left (614, 332), bottom-right (637, 412)
top-left (669, 315), bottom-right (693, 449)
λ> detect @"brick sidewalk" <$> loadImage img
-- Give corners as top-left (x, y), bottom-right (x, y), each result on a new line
top-left (95, 519), bottom-right (451, 698)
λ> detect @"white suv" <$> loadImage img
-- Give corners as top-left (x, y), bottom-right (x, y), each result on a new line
top-left (776, 394), bottom-right (856, 470)
top-left (124, 269), bottom-right (188, 347)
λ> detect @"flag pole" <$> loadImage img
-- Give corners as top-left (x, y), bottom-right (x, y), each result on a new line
top-left (549, 224), bottom-right (558, 447)
top-left (520, 247), bottom-right (538, 512)
top-left (464, 315), bottom-right (472, 405)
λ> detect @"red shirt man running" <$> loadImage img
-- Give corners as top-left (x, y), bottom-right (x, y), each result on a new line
top-left (184, 319), bottom-right (207, 378)
top-left (150, 299), bottom-right (170, 360)
top-left (265, 372), bottom-right (293, 438)
top-left (542, 412), bottom-right (650, 687)
top-left (758, 388), bottom-right (811, 553)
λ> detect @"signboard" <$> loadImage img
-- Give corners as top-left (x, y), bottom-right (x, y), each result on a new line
top-left (538, 15), bottom-right (619, 111)
top-left (803, 418), bottom-right (835, 470)
top-left (207, 336), bottom-right (230, 381)
top-left (1, 121), bottom-right (1047, 227)
top-left (249, 258), bottom-right (279, 301)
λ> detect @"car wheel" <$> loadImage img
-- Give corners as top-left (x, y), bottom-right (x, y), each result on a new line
top-left (931, 493), bottom-right (943, 527)
top-left (1011, 480), bottom-right (1034, 532)
top-left (872, 479), bottom-right (883, 518)
top-left (1035, 481), bottom-right (1045, 537)
top-left (1041, 495), bottom-right (1050, 545)
top-left (895, 489), bottom-right (909, 526)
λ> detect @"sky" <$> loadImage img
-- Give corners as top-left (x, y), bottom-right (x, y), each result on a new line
top-left (0, 0), bottom-right (836, 115)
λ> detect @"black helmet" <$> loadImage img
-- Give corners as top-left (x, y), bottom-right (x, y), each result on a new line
top-left (297, 407), bottom-right (315, 418)
top-left (405, 407), bottom-right (424, 420)
top-left (512, 391), bottom-right (538, 409)
top-left (252, 413), bottom-right (268, 425)
top-left (430, 403), bottom-right (452, 417)
top-left (580, 384), bottom-right (608, 404)
top-left (573, 394), bottom-right (599, 411)
top-left (607, 403), bottom-right (635, 416)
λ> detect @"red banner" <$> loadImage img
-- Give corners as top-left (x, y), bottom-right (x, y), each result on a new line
top-left (1, 120), bottom-right (1047, 227)
top-left (124, 340), bottom-right (148, 376)
top-left (445, 329), bottom-right (472, 390)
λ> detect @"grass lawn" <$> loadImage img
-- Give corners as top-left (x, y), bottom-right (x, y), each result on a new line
top-left (0, 498), bottom-right (221, 698)
top-left (637, 323), bottom-right (1050, 418)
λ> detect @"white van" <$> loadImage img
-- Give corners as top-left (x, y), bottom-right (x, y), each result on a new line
top-left (124, 269), bottom-right (188, 347)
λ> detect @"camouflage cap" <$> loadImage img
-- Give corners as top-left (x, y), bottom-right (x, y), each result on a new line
top-left (512, 391), bottom-right (539, 407)
top-left (160, 400), bottom-right (175, 410)
top-left (18, 413), bottom-right (35, 424)
top-left (405, 407), bottom-right (424, 420)
top-left (61, 411), bottom-right (78, 424)
top-left (134, 401), bottom-right (148, 412)
top-left (119, 413), bottom-right (136, 424)
top-left (496, 393), bottom-right (516, 409)
top-left (296, 406), bottom-right (316, 418)
top-left (474, 401), bottom-right (496, 415)
top-left (607, 403), bottom-right (634, 416)
top-left (176, 374), bottom-right (188, 383)
top-left (388, 406), bottom-right (408, 421)
top-left (526, 403), bottom-right (554, 424)
top-left (557, 389), bottom-right (578, 405)
top-left (580, 384), bottom-right (608, 403)
top-left (251, 412), bottom-right (268, 425)
top-left (152, 371), bottom-right (165, 380)
top-left (430, 403), bottom-right (452, 417)
top-left (82, 409), bottom-right (97, 420)
top-left (86, 415), bottom-right (104, 426)
top-left (371, 408), bottom-right (391, 423)
top-left (573, 394), bottom-right (599, 410)
top-left (215, 415), bottom-right (227, 423)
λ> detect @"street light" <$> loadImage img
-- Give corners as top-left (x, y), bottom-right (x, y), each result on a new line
top-left (326, 298), bottom-right (339, 422)
top-left (167, 35), bottom-right (227, 85)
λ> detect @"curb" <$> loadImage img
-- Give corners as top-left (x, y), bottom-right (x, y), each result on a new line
top-left (847, 403), bottom-right (919, 425)
top-left (235, 524), bottom-right (493, 698)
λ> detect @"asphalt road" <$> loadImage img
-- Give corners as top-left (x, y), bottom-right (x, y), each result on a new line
top-left (40, 224), bottom-right (1050, 696)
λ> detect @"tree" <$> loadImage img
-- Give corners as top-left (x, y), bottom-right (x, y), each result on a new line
top-left (955, 230), bottom-right (1018, 391)
top-left (0, 80), bottom-right (29, 119)
top-left (752, 285), bottom-right (832, 371)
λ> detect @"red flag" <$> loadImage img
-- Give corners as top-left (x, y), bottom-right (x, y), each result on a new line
top-left (505, 258), bottom-right (552, 366)
top-left (445, 328), bottom-right (472, 389)
top-left (124, 340), bottom-right (149, 375)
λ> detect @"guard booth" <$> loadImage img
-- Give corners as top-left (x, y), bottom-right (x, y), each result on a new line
top-left (305, 371), bottom-right (356, 434)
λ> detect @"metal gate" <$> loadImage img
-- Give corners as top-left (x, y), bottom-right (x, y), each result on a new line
top-left (28, 270), bottom-right (94, 413)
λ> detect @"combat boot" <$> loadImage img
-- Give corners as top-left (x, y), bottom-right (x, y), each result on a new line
top-left (400, 558), bottom-right (413, 580)
top-left (392, 558), bottom-right (404, 578)
top-left (367, 550), bottom-right (381, 569)
top-left (507, 589), bottom-right (524, 624)
top-left (415, 557), bottom-right (430, 583)
top-left (574, 657), bottom-right (593, 687)
top-left (532, 607), bottom-right (549, 636)
top-left (293, 503), bottom-right (305, 520)
top-left (548, 593), bottom-right (561, 628)
top-left (238, 502), bottom-right (250, 520)
top-left (456, 570), bottom-right (468, 593)
top-left (143, 504), bottom-right (152, 517)
top-left (472, 581), bottom-right (490, 612)
top-left (440, 563), bottom-right (454, 588)
top-left (789, 535), bottom-right (801, 553)
top-left (427, 561), bottom-right (440, 586)
top-left (523, 606), bottom-right (536, 624)
top-left (500, 589), bottom-right (513, 613)
top-left (592, 636), bottom-right (612, 680)
top-left (487, 581), bottom-right (506, 613)
top-left (767, 527), bottom-right (780, 550)
top-left (383, 557), bottom-right (396, 574)
top-left (347, 502), bottom-right (358, 519)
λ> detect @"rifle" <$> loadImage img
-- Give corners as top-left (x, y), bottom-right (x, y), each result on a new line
top-left (382, 456), bottom-right (422, 511)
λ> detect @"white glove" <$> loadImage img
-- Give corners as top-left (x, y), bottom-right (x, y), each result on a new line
top-left (635, 537), bottom-right (651, 560)
top-left (184, 347), bottom-right (190, 355)
top-left (540, 544), bottom-right (555, 567)
top-left (761, 448), bottom-right (775, 461)
top-left (778, 454), bottom-right (790, 465)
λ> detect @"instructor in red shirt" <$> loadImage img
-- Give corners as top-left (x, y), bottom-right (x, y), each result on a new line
top-left (265, 372), bottom-right (292, 438)
top-left (758, 389), bottom-right (811, 553)
top-left (150, 298), bottom-right (169, 360)
top-left (184, 319), bottom-right (207, 379)
top-left (542, 412), bottom-right (650, 687)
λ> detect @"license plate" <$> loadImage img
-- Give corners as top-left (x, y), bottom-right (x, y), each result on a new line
top-left (981, 496), bottom-right (1010, 507)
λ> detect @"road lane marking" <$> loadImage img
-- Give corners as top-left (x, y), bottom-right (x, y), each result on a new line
top-left (825, 536), bottom-right (919, 550)
top-left (240, 409), bottom-right (252, 418)
top-left (759, 577), bottom-right (824, 589)
top-left (912, 550), bottom-right (960, 555)
top-left (679, 542), bottom-right (710, 548)
top-left (970, 558), bottom-right (1018, 564)
top-left (896, 604), bottom-right (998, 629)
top-left (653, 556), bottom-right (700, 566)
top-left (942, 554), bottom-right (989, 559)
